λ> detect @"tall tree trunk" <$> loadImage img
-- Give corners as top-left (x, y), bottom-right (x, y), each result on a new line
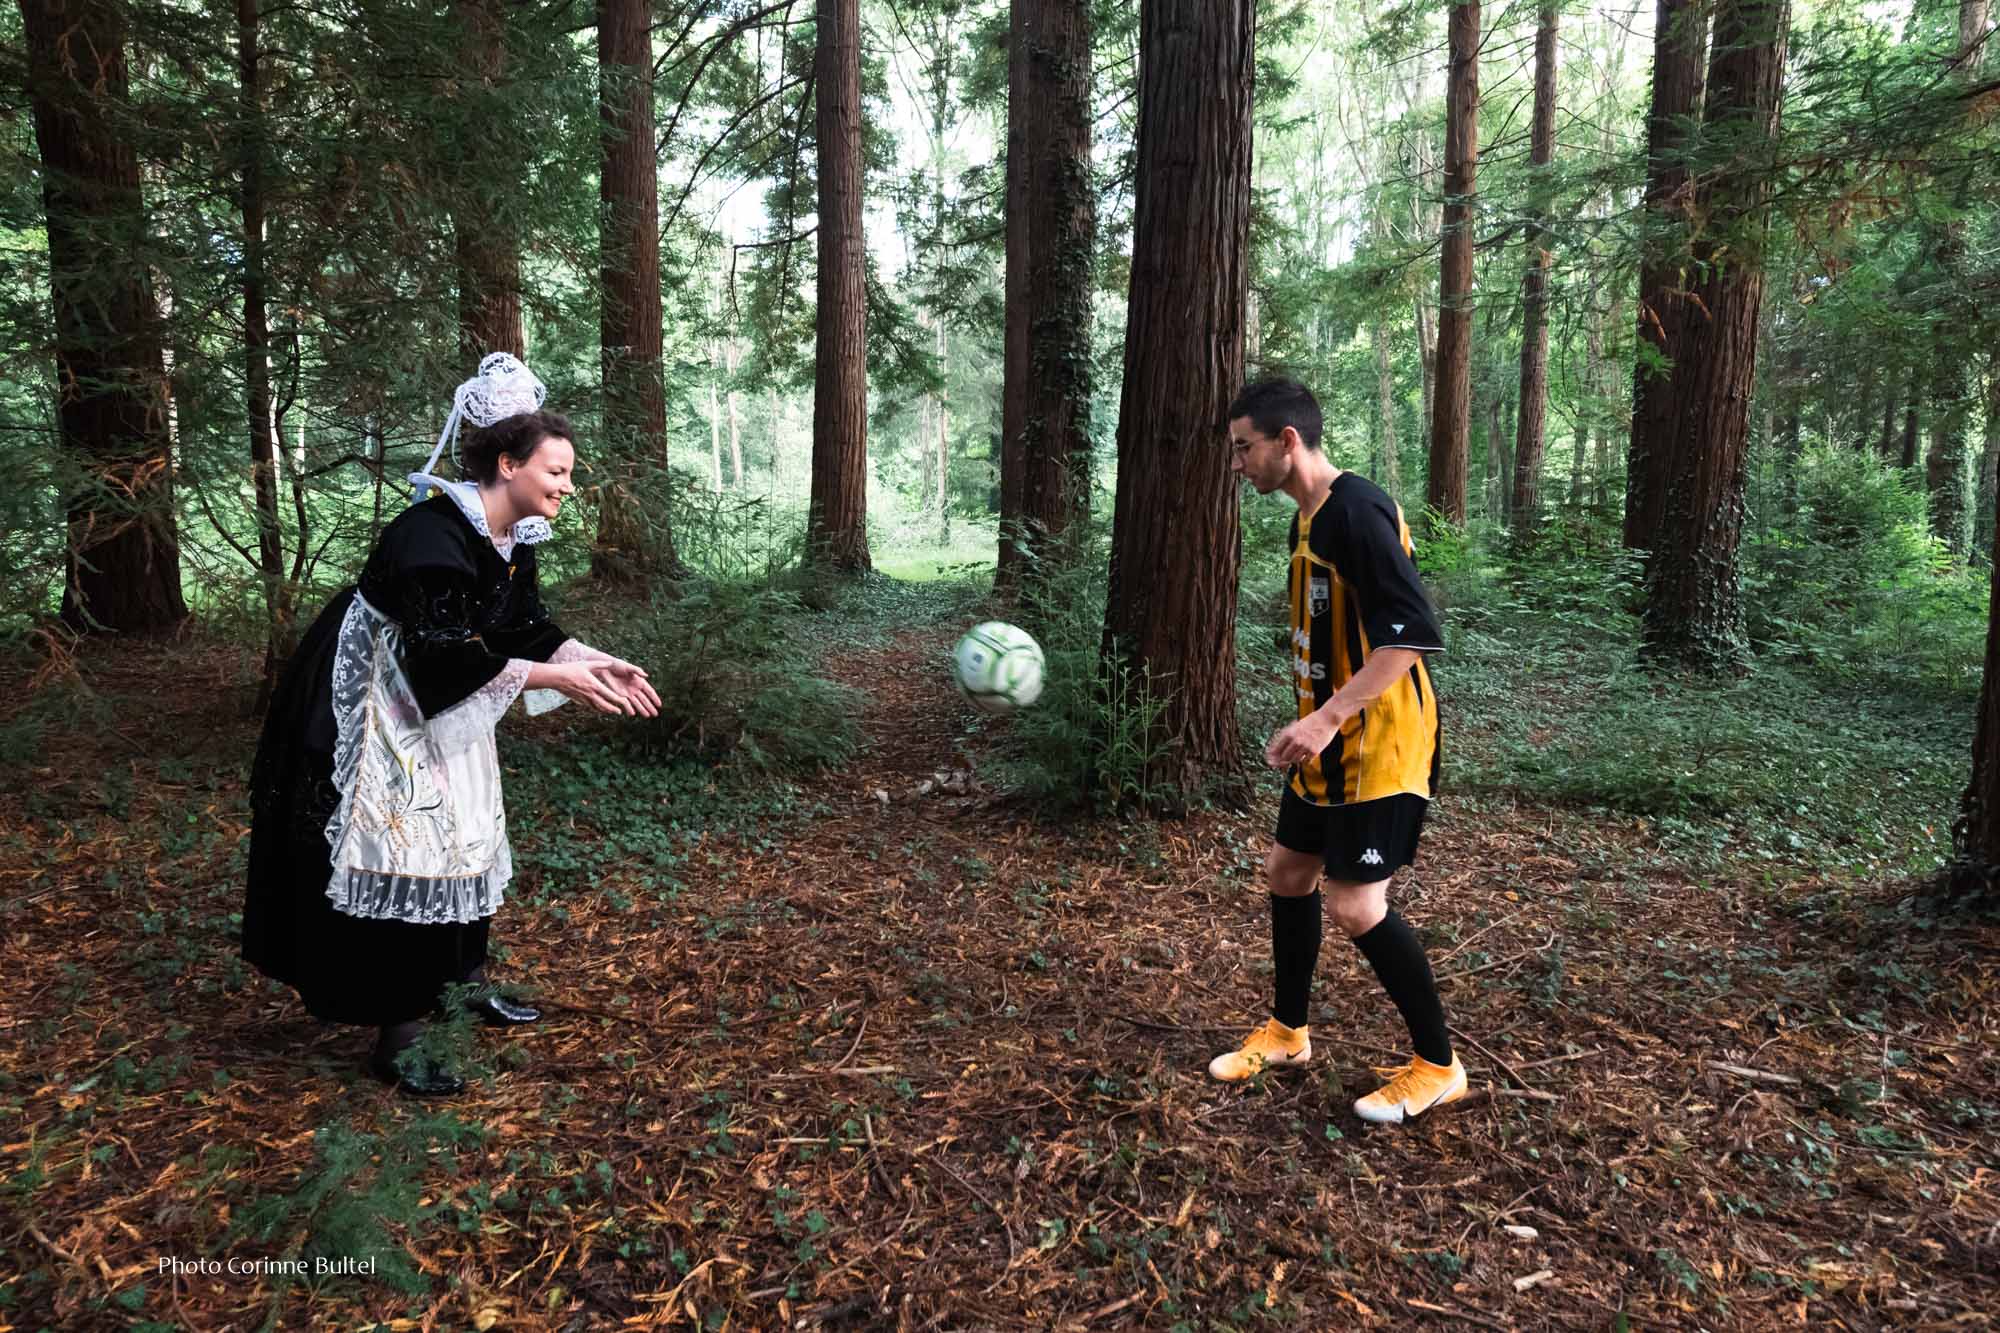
top-left (1927, 357), bottom-right (1972, 557)
top-left (239, 0), bottom-right (291, 708)
top-left (595, 0), bottom-right (674, 579)
top-left (453, 0), bottom-right (524, 364)
top-left (1957, 0), bottom-right (1990, 73)
top-left (1425, 0), bottom-right (1479, 528)
top-left (1104, 0), bottom-right (1253, 798)
top-left (1595, 295), bottom-right (1624, 518)
top-left (1570, 269), bottom-right (1603, 513)
top-left (1641, 0), bottom-right (1787, 672)
top-left (998, 0), bottom-right (1095, 587)
top-left (935, 320), bottom-right (951, 541)
top-left (1978, 350), bottom-right (2000, 558)
top-left (20, 0), bottom-right (187, 634)
top-left (1776, 334), bottom-right (1805, 515)
top-left (709, 372), bottom-right (724, 492)
top-left (1373, 313), bottom-right (1401, 496)
top-left (1510, 2), bottom-right (1558, 539)
top-left (1951, 393), bottom-right (2000, 903)
top-left (1414, 297), bottom-right (1436, 446)
top-left (1927, 4), bottom-right (1986, 556)
top-left (1853, 357), bottom-right (1879, 453)
top-left (1625, 0), bottom-right (1708, 555)
top-left (1569, 392), bottom-right (1590, 514)
top-left (768, 385), bottom-right (782, 495)
top-left (368, 416), bottom-right (386, 541)
top-left (727, 340), bottom-right (744, 488)
top-left (807, 0), bottom-right (871, 571)
top-left (1402, 74), bottom-right (1440, 448)
top-left (1902, 379), bottom-right (1922, 470)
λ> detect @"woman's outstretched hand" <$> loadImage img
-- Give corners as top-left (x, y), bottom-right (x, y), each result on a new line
top-left (595, 658), bottom-right (661, 718)
top-left (552, 660), bottom-right (642, 715)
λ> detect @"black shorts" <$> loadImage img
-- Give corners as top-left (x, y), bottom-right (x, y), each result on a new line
top-left (1274, 788), bottom-right (1428, 883)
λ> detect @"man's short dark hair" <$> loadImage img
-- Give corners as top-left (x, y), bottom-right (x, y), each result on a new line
top-left (1227, 378), bottom-right (1323, 451)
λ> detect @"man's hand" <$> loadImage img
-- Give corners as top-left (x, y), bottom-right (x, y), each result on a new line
top-left (1264, 707), bottom-right (1342, 769)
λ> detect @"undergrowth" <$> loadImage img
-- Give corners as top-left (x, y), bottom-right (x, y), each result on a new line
top-left (1425, 455), bottom-right (1980, 877)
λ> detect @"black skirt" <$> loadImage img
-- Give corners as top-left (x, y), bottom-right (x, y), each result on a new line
top-left (242, 587), bottom-right (490, 1027)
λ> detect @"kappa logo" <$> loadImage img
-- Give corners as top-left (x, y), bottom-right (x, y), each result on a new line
top-left (1359, 848), bottom-right (1384, 866)
top-left (1391, 623), bottom-right (1405, 634)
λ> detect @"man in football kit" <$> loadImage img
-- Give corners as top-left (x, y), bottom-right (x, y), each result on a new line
top-left (1210, 378), bottom-right (1468, 1123)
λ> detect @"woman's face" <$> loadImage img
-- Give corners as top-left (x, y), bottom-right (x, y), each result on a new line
top-left (498, 435), bottom-right (576, 520)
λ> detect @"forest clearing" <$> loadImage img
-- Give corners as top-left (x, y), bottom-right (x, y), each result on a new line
top-left (6, 0), bottom-right (2000, 1327)
top-left (2, 573), bottom-right (1995, 1330)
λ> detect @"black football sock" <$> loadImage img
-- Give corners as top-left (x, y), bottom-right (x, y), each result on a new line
top-left (1269, 890), bottom-right (1323, 1030)
top-left (1351, 910), bottom-right (1452, 1066)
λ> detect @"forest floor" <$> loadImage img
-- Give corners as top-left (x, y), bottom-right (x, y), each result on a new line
top-left (1, 580), bottom-right (1997, 1332)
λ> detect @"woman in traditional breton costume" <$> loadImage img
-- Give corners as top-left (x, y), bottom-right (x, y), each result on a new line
top-left (243, 355), bottom-right (660, 1095)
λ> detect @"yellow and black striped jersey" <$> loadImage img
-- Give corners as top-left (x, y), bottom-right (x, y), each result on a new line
top-left (1287, 473), bottom-right (1442, 807)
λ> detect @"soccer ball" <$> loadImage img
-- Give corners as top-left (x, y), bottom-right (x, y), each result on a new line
top-left (953, 621), bottom-right (1045, 713)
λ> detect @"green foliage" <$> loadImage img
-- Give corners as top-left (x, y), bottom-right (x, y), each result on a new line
top-left (1411, 509), bottom-right (1483, 606)
top-left (233, 1110), bottom-right (488, 1300)
top-left (990, 535), bottom-right (1176, 810)
top-left (736, 677), bottom-right (866, 777)
top-left (1443, 520), bottom-right (1973, 876)
top-left (1743, 448), bottom-right (1983, 687)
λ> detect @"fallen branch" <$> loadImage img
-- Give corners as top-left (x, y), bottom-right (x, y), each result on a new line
top-left (1513, 1047), bottom-right (1605, 1072)
top-left (918, 1153), bottom-right (1018, 1270)
top-left (1407, 1297), bottom-right (1512, 1331)
top-left (1450, 1024), bottom-right (1544, 1095)
top-left (1064, 1292), bottom-right (1143, 1327)
top-left (1707, 1060), bottom-right (1799, 1086)
top-left (829, 1012), bottom-right (869, 1070)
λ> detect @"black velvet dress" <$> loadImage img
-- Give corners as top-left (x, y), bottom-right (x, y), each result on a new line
top-left (243, 494), bottom-right (568, 1026)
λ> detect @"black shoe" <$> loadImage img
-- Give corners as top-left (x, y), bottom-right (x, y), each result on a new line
top-left (368, 1048), bottom-right (466, 1098)
top-left (475, 993), bottom-right (541, 1027)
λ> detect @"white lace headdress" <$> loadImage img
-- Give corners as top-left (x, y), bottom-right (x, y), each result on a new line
top-left (409, 352), bottom-right (549, 503)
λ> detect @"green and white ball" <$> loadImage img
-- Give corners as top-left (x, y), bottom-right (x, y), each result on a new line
top-left (953, 621), bottom-right (1045, 713)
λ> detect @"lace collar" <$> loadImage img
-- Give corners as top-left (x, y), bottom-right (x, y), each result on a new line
top-left (408, 474), bottom-right (553, 546)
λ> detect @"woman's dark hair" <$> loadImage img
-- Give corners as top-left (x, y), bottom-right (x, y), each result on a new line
top-left (460, 410), bottom-right (574, 484)
top-left (1226, 378), bottom-right (1323, 451)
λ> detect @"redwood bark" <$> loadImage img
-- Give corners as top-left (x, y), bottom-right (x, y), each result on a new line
top-left (807, 0), bottom-right (870, 571)
top-left (998, 0), bottom-right (1096, 587)
top-left (1952, 420), bottom-right (2000, 902)
top-left (595, 0), bottom-right (674, 579)
top-left (1104, 0), bottom-right (1253, 796)
top-left (1640, 0), bottom-right (1787, 672)
top-left (20, 0), bottom-right (187, 634)
top-left (1509, 3), bottom-right (1558, 537)
top-left (1625, 0), bottom-right (1708, 555)
top-left (453, 0), bottom-right (524, 364)
top-left (1425, 0), bottom-right (1479, 527)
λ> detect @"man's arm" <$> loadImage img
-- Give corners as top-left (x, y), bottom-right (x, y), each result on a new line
top-left (1265, 647), bottom-right (1420, 768)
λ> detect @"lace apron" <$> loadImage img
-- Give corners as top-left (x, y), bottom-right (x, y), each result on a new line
top-left (322, 594), bottom-right (530, 924)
